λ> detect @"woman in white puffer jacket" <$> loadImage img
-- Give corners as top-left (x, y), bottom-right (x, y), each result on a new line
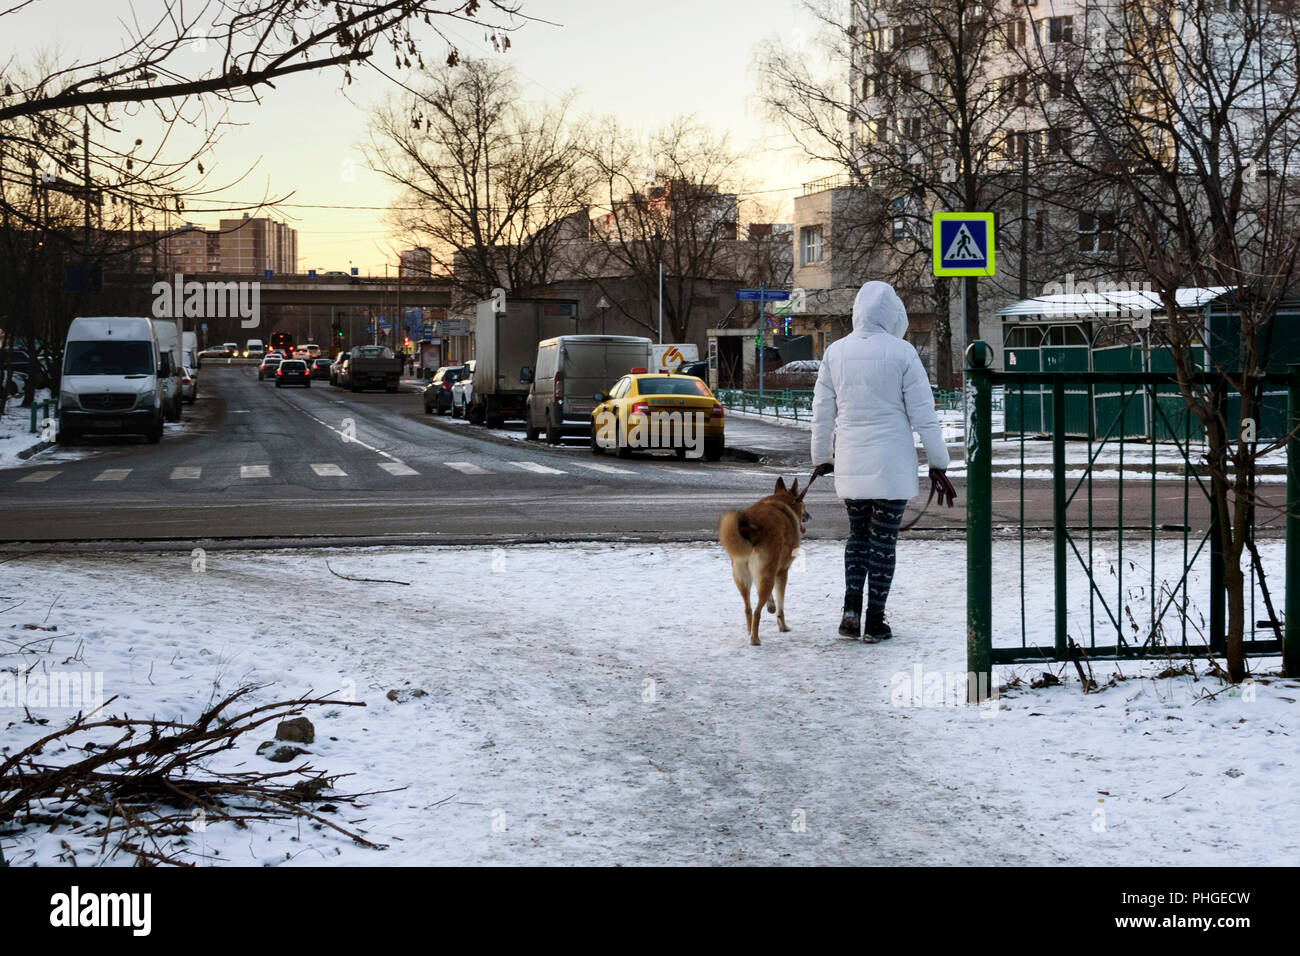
top-left (810, 281), bottom-right (951, 641)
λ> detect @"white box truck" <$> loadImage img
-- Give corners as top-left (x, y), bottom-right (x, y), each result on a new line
top-left (525, 335), bottom-right (652, 443)
top-left (58, 316), bottom-right (166, 444)
top-left (649, 343), bottom-right (700, 373)
top-left (468, 298), bottom-right (578, 427)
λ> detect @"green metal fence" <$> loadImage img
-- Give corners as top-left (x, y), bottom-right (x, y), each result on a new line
top-left (715, 388), bottom-right (816, 421)
top-left (966, 345), bottom-right (1300, 689)
top-left (718, 386), bottom-right (1003, 418)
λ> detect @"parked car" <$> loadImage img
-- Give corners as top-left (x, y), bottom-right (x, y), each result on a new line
top-left (423, 366), bottom-right (463, 415)
top-left (590, 372), bottom-right (725, 461)
top-left (258, 356), bottom-right (282, 380)
top-left (676, 359), bottom-right (709, 380)
top-left (180, 367), bottom-right (197, 404)
top-left (220, 342), bottom-right (239, 357)
top-left (450, 360), bottom-right (475, 418)
top-left (309, 357), bottom-right (333, 380)
top-left (275, 359), bottom-right (310, 388)
top-left (764, 359), bottom-right (821, 389)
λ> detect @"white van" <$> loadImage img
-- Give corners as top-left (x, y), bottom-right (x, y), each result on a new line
top-left (182, 330), bottom-right (199, 369)
top-left (59, 317), bottom-right (166, 444)
top-left (149, 317), bottom-right (184, 422)
top-left (245, 338), bottom-right (264, 358)
top-left (525, 335), bottom-right (652, 443)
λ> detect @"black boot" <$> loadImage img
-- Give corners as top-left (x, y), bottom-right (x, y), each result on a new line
top-left (838, 593), bottom-right (862, 639)
top-left (864, 611), bottom-right (892, 643)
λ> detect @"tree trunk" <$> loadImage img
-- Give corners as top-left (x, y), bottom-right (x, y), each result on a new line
top-left (933, 277), bottom-right (954, 389)
top-left (1223, 555), bottom-right (1247, 683)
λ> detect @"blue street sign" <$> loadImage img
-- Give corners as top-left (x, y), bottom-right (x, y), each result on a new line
top-left (307, 269), bottom-right (317, 278)
top-left (350, 267), bottom-right (359, 276)
top-left (264, 269), bottom-right (273, 279)
top-left (364, 324), bottom-right (375, 333)
top-left (932, 212), bottom-right (995, 276)
top-left (735, 288), bottom-right (791, 302)
top-left (422, 325), bottom-right (434, 337)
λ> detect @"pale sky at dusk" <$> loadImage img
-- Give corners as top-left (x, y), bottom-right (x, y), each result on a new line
top-left (4, 0), bottom-right (837, 275)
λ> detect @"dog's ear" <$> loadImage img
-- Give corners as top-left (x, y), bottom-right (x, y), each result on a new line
top-left (774, 476), bottom-right (787, 492)
top-left (790, 478), bottom-right (800, 497)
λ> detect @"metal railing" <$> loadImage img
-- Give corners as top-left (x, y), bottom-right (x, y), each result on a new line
top-left (716, 388), bottom-right (816, 421)
top-left (29, 398), bottom-right (58, 435)
top-left (965, 355), bottom-right (1300, 686)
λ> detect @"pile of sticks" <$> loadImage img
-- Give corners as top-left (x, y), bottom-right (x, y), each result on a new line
top-left (0, 686), bottom-right (386, 866)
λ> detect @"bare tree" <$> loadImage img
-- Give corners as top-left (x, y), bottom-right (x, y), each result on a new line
top-left (0, 1), bottom-right (531, 407)
top-left (760, 0), bottom-right (1089, 387)
top-left (0, 1), bottom-right (525, 125)
top-left (585, 116), bottom-right (745, 343)
top-left (366, 58), bottom-right (592, 302)
top-left (1020, 0), bottom-right (1300, 679)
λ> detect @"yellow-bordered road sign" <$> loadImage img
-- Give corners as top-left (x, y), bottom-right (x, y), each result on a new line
top-left (932, 212), bottom-right (995, 277)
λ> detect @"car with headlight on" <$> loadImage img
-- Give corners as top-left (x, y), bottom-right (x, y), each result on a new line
top-left (590, 372), bottom-right (724, 461)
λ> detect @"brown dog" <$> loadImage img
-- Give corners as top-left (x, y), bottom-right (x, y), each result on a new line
top-left (718, 477), bottom-right (809, 645)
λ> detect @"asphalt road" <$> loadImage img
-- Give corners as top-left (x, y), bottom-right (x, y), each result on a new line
top-left (0, 366), bottom-right (1234, 543)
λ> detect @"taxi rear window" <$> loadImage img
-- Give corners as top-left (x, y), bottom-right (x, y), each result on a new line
top-left (638, 377), bottom-right (712, 397)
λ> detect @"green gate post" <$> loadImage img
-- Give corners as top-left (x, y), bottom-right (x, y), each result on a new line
top-left (1286, 364), bottom-right (1300, 676)
top-left (1053, 375), bottom-right (1067, 658)
top-left (966, 342), bottom-right (994, 702)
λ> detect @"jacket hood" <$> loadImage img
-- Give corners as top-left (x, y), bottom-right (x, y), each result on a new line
top-left (852, 281), bottom-right (909, 338)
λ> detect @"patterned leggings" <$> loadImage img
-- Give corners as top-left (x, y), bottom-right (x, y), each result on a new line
top-left (844, 498), bottom-right (907, 617)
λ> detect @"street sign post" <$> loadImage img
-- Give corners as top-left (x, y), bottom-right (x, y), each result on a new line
top-left (735, 285), bottom-right (791, 401)
top-left (933, 211), bottom-right (996, 462)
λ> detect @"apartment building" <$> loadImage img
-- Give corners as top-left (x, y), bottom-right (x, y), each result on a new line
top-left (217, 214), bottom-right (298, 274)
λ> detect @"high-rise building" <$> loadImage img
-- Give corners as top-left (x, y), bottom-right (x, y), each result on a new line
top-left (400, 247), bottom-right (433, 277)
top-left (218, 214), bottom-right (298, 274)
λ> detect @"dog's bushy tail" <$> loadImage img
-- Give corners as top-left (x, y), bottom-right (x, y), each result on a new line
top-left (719, 509), bottom-right (758, 555)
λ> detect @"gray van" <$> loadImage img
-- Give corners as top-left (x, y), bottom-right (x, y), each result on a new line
top-left (525, 335), bottom-right (651, 443)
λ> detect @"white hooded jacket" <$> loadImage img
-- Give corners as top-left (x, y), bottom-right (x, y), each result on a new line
top-left (810, 281), bottom-right (951, 501)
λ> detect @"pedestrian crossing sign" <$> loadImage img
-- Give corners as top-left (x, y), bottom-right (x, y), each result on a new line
top-left (932, 212), bottom-right (995, 277)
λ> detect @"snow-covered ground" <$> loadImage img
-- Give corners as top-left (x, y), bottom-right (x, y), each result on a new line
top-left (2, 539), bottom-right (1295, 866)
top-left (0, 389), bottom-right (52, 469)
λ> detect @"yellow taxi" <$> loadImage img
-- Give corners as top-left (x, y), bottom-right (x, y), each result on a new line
top-left (591, 370), bottom-right (725, 461)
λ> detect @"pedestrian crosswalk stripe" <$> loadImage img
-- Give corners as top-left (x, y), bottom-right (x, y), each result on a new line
top-left (93, 469), bottom-right (132, 481)
top-left (240, 464), bottom-right (270, 479)
top-left (510, 461), bottom-right (566, 475)
top-left (379, 462), bottom-right (418, 476)
top-left (311, 463), bottom-right (347, 477)
top-left (445, 461), bottom-right (489, 475)
top-left (16, 470), bottom-right (58, 483)
top-left (573, 462), bottom-right (636, 475)
top-left (170, 466), bottom-right (201, 479)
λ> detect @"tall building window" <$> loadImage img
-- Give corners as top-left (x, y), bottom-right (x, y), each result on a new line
top-left (801, 225), bottom-right (825, 265)
top-left (1047, 16), bottom-right (1074, 44)
top-left (1078, 211), bottom-right (1116, 253)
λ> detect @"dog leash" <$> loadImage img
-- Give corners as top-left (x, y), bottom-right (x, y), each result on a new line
top-left (899, 469), bottom-right (958, 531)
top-left (801, 464), bottom-right (955, 530)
